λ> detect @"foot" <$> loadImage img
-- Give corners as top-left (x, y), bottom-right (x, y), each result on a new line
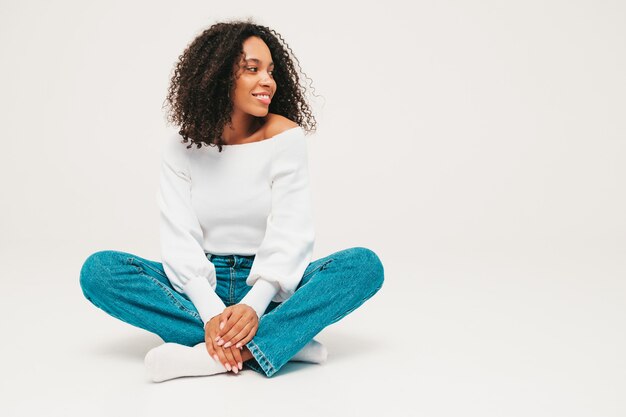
top-left (145, 339), bottom-right (328, 382)
top-left (290, 339), bottom-right (328, 363)
top-left (144, 342), bottom-right (228, 383)
top-left (241, 339), bottom-right (327, 364)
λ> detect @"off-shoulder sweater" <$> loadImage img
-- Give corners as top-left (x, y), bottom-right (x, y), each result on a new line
top-left (156, 125), bottom-right (315, 325)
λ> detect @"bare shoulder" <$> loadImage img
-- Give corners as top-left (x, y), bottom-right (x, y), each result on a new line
top-left (264, 113), bottom-right (300, 139)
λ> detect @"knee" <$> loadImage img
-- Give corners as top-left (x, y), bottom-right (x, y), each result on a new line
top-left (346, 247), bottom-right (385, 293)
top-left (79, 250), bottom-right (126, 300)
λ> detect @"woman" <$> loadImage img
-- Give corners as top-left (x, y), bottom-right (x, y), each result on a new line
top-left (79, 19), bottom-right (384, 382)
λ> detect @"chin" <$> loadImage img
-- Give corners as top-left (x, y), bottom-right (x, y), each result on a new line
top-left (248, 107), bottom-right (270, 117)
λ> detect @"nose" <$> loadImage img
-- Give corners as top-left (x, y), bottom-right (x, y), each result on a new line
top-left (259, 70), bottom-right (273, 85)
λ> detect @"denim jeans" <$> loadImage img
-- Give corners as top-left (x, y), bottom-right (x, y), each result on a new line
top-left (79, 246), bottom-right (384, 377)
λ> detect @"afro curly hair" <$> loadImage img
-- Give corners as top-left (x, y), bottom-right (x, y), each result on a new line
top-left (162, 18), bottom-right (319, 152)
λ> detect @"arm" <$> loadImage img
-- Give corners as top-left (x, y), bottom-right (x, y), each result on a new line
top-left (239, 126), bottom-right (315, 318)
top-left (157, 134), bottom-right (226, 326)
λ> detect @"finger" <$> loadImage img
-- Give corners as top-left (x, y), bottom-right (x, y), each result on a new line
top-left (219, 316), bottom-right (249, 346)
top-left (215, 309), bottom-right (232, 340)
top-left (215, 308), bottom-right (239, 340)
top-left (205, 340), bottom-right (214, 359)
top-left (207, 314), bottom-right (219, 342)
top-left (214, 343), bottom-right (231, 371)
top-left (210, 338), bottom-right (221, 362)
top-left (235, 322), bottom-right (259, 348)
top-left (223, 320), bottom-right (254, 348)
top-left (210, 338), bottom-right (227, 369)
top-left (219, 308), bottom-right (255, 343)
top-left (204, 322), bottom-right (216, 357)
top-left (208, 317), bottom-right (223, 344)
top-left (220, 309), bottom-right (245, 340)
top-left (223, 346), bottom-right (238, 373)
top-left (230, 346), bottom-right (243, 371)
top-left (217, 311), bottom-right (245, 344)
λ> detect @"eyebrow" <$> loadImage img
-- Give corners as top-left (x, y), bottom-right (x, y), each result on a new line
top-left (245, 58), bottom-right (274, 67)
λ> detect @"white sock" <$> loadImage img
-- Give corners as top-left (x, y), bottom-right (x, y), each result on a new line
top-left (291, 339), bottom-right (328, 363)
top-left (144, 339), bottom-right (327, 382)
top-left (144, 342), bottom-right (227, 382)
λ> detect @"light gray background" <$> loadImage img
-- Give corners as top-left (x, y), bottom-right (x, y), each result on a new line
top-left (1, 0), bottom-right (624, 416)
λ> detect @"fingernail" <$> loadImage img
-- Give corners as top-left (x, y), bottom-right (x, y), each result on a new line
top-left (220, 322), bottom-right (225, 330)
top-left (217, 340), bottom-right (224, 346)
top-left (224, 342), bottom-right (231, 348)
top-left (213, 354), bottom-right (219, 361)
top-left (238, 362), bottom-right (242, 370)
top-left (233, 366), bottom-right (238, 374)
top-left (236, 343), bottom-right (241, 348)
top-left (225, 363), bottom-right (231, 371)
top-left (215, 336), bottom-right (220, 342)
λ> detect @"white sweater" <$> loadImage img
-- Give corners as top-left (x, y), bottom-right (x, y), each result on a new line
top-left (156, 125), bottom-right (315, 325)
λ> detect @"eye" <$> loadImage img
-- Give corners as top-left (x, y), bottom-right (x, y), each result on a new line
top-left (246, 67), bottom-right (274, 76)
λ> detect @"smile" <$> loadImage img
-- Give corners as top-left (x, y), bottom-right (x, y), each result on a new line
top-left (252, 93), bottom-right (271, 105)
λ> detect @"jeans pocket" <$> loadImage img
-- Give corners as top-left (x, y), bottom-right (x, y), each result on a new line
top-left (128, 257), bottom-right (169, 279)
top-left (302, 259), bottom-right (333, 280)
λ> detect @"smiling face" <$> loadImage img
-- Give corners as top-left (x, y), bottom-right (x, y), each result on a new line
top-left (231, 36), bottom-right (277, 119)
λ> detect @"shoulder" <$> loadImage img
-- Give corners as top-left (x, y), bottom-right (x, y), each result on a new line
top-left (268, 119), bottom-right (308, 168)
top-left (263, 113), bottom-right (300, 139)
top-left (161, 132), bottom-right (192, 169)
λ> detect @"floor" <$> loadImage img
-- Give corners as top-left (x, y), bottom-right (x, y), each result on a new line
top-left (1, 248), bottom-right (623, 417)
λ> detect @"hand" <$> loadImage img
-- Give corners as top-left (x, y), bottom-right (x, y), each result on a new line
top-left (204, 315), bottom-right (243, 374)
top-left (215, 304), bottom-right (259, 350)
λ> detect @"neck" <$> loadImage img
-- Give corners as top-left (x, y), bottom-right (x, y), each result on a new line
top-left (222, 110), bottom-right (264, 144)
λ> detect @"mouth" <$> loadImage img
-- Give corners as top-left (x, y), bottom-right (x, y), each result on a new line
top-left (252, 93), bottom-right (271, 105)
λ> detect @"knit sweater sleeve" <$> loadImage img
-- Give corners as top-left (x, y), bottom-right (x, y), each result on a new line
top-left (239, 127), bottom-right (315, 318)
top-left (157, 135), bottom-right (226, 326)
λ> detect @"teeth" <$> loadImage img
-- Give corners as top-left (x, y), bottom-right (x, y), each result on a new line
top-left (253, 94), bottom-right (269, 99)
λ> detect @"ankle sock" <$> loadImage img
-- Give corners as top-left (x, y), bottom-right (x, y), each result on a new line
top-left (144, 339), bottom-right (327, 382)
top-left (144, 342), bottom-right (228, 382)
top-left (291, 339), bottom-right (328, 363)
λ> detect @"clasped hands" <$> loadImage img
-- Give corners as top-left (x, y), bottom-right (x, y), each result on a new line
top-left (204, 303), bottom-right (259, 374)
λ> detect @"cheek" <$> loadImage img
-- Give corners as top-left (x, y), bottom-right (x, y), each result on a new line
top-left (232, 87), bottom-right (251, 104)
top-left (235, 82), bottom-right (253, 99)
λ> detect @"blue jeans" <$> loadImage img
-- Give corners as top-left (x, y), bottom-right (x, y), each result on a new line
top-left (79, 246), bottom-right (384, 377)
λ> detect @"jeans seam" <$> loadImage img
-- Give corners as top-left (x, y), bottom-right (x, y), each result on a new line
top-left (229, 266), bottom-right (235, 304)
top-left (88, 257), bottom-right (191, 330)
top-left (263, 259), bottom-right (334, 317)
top-left (129, 259), bottom-right (201, 321)
top-left (246, 340), bottom-right (276, 377)
top-left (136, 260), bottom-right (169, 279)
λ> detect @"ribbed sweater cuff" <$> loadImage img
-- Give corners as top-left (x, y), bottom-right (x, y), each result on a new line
top-left (239, 279), bottom-right (279, 319)
top-left (183, 273), bottom-right (226, 326)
